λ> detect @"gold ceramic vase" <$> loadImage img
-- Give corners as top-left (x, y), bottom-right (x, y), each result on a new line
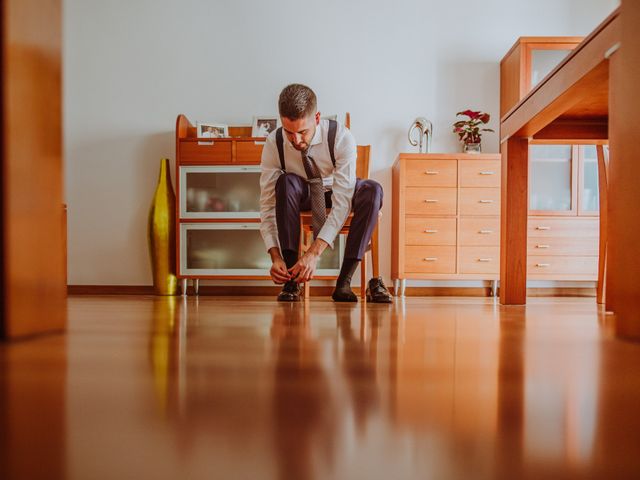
top-left (148, 158), bottom-right (178, 295)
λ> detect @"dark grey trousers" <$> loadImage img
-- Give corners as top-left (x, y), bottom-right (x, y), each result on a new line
top-left (274, 173), bottom-right (383, 260)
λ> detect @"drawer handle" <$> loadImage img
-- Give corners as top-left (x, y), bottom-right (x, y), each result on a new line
top-left (479, 230), bottom-right (493, 234)
top-left (424, 199), bottom-right (439, 203)
top-left (423, 229), bottom-right (438, 233)
top-left (478, 258), bottom-right (492, 262)
top-left (478, 200), bottom-right (494, 204)
top-left (479, 171), bottom-right (496, 175)
top-left (536, 226), bottom-right (551, 231)
top-left (423, 257), bottom-right (438, 262)
top-left (424, 170), bottom-right (439, 175)
top-left (536, 263), bottom-right (551, 268)
top-left (536, 244), bottom-right (550, 249)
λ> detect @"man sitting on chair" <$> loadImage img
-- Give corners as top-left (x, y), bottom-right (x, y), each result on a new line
top-left (259, 83), bottom-right (392, 303)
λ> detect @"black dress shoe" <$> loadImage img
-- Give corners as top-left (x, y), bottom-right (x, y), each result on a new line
top-left (332, 284), bottom-right (358, 302)
top-left (277, 280), bottom-right (301, 302)
top-left (366, 277), bottom-right (393, 303)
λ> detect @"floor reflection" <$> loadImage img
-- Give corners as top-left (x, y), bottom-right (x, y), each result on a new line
top-left (270, 302), bottom-right (336, 480)
top-left (53, 296), bottom-right (640, 479)
top-left (335, 303), bottom-right (380, 435)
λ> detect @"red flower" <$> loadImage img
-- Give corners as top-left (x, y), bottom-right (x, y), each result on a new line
top-left (457, 109), bottom-right (480, 119)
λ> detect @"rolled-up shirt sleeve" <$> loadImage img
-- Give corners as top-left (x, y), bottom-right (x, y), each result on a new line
top-left (317, 128), bottom-right (357, 248)
top-left (259, 137), bottom-right (282, 252)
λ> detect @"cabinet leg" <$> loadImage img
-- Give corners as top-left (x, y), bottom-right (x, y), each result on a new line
top-left (181, 279), bottom-right (188, 296)
top-left (194, 279), bottom-right (199, 296)
top-left (393, 279), bottom-right (400, 297)
top-left (492, 280), bottom-right (498, 298)
top-left (401, 280), bottom-right (407, 297)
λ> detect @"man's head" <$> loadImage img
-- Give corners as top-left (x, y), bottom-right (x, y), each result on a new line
top-left (278, 83), bottom-right (321, 151)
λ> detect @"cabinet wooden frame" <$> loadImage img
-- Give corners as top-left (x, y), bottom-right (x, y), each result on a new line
top-left (502, 36), bottom-right (603, 285)
top-left (498, 8), bottom-right (623, 306)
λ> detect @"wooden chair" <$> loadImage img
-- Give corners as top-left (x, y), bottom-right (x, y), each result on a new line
top-left (299, 144), bottom-right (380, 299)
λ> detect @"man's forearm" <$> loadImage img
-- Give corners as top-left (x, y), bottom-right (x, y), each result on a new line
top-left (268, 247), bottom-right (283, 262)
top-left (305, 238), bottom-right (329, 257)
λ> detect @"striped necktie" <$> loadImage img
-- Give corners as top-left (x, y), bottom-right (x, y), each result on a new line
top-left (301, 149), bottom-right (327, 239)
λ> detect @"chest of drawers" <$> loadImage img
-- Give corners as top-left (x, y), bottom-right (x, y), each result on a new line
top-left (527, 217), bottom-right (598, 280)
top-left (392, 154), bottom-right (501, 294)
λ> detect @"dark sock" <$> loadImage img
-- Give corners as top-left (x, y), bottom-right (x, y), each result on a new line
top-left (282, 250), bottom-right (298, 270)
top-left (336, 258), bottom-right (360, 288)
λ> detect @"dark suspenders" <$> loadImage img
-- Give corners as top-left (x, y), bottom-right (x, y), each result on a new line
top-left (276, 128), bottom-right (286, 171)
top-left (327, 119), bottom-right (337, 167)
top-left (275, 119), bottom-right (337, 172)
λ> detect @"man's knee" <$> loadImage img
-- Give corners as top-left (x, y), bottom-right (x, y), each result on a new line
top-left (275, 173), bottom-right (306, 196)
top-left (355, 179), bottom-right (383, 205)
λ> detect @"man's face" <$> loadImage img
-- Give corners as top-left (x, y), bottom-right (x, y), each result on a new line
top-left (281, 112), bottom-right (320, 151)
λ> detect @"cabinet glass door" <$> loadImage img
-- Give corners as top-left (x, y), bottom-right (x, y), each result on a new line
top-left (580, 145), bottom-right (600, 214)
top-left (180, 223), bottom-right (344, 276)
top-left (180, 166), bottom-right (261, 219)
top-left (530, 48), bottom-right (572, 87)
top-left (529, 145), bottom-right (574, 213)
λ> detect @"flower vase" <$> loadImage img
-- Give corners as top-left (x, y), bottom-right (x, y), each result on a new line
top-left (463, 142), bottom-right (482, 154)
top-left (148, 158), bottom-right (178, 295)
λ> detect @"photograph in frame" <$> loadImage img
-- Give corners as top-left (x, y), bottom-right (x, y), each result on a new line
top-left (252, 116), bottom-right (279, 138)
top-left (197, 121), bottom-right (229, 145)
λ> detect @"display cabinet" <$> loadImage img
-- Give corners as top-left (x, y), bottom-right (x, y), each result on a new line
top-left (527, 144), bottom-right (601, 281)
top-left (175, 114), bottom-right (345, 294)
top-left (500, 37), bottom-right (583, 118)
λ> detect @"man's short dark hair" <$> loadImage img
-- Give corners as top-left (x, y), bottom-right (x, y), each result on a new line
top-left (278, 84), bottom-right (317, 120)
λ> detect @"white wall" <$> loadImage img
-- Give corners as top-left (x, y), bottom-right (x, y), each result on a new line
top-left (64, 0), bottom-right (618, 286)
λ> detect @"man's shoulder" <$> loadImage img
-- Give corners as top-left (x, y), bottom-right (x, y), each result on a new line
top-left (320, 118), bottom-right (354, 144)
top-left (265, 127), bottom-right (280, 143)
top-left (260, 129), bottom-right (279, 166)
top-left (334, 121), bottom-right (355, 152)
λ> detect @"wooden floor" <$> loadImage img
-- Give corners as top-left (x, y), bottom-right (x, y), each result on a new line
top-left (2, 295), bottom-right (640, 479)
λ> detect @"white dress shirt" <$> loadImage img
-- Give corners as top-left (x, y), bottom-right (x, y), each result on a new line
top-left (259, 119), bottom-right (357, 252)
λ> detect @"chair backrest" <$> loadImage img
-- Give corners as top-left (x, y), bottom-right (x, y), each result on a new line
top-left (356, 145), bottom-right (371, 179)
top-left (324, 112), bottom-right (367, 177)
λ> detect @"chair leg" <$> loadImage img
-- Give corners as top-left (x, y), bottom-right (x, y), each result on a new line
top-left (304, 229), bottom-right (311, 299)
top-left (361, 256), bottom-right (367, 299)
top-left (371, 224), bottom-right (380, 278)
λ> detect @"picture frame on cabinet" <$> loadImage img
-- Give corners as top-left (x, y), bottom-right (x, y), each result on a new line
top-left (197, 121), bottom-right (228, 145)
top-left (251, 116), bottom-right (279, 138)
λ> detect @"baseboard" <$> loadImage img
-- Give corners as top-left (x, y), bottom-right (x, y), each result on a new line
top-left (526, 287), bottom-right (596, 297)
top-left (401, 287), bottom-right (493, 297)
top-left (67, 285), bottom-right (596, 298)
top-left (68, 285), bottom-right (156, 295)
top-left (67, 285), bottom-right (342, 296)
